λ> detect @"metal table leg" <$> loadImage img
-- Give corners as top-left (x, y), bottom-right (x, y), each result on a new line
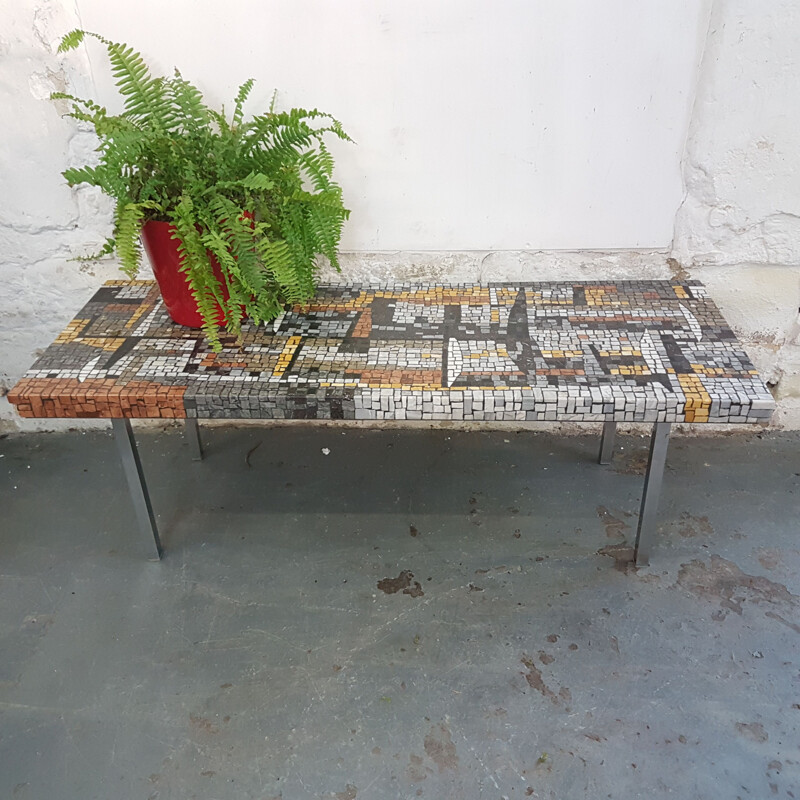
top-left (112, 418), bottom-right (163, 560)
top-left (634, 422), bottom-right (671, 565)
top-left (185, 417), bottom-right (204, 461)
top-left (598, 421), bottom-right (617, 465)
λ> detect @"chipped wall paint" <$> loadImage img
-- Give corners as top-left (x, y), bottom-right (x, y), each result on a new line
top-left (1, 0), bottom-right (798, 430)
top-left (670, 0), bottom-right (800, 427)
top-left (672, 1), bottom-right (800, 267)
top-left (0, 0), bottom-right (122, 431)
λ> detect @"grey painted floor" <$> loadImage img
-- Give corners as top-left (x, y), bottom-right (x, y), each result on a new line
top-left (1, 424), bottom-right (799, 800)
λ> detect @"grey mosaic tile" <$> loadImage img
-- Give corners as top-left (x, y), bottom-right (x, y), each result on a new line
top-left (8, 280), bottom-right (775, 423)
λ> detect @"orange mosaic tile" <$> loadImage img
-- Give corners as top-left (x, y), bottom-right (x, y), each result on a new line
top-left (6, 279), bottom-right (775, 424)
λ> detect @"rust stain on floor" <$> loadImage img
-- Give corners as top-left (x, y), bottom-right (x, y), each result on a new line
top-left (677, 555), bottom-right (798, 619)
top-left (765, 611), bottom-right (800, 634)
top-left (596, 506), bottom-right (632, 539)
top-left (377, 570), bottom-right (424, 597)
top-left (597, 543), bottom-right (636, 572)
top-left (521, 654), bottom-right (557, 702)
top-left (612, 449), bottom-right (650, 475)
top-left (756, 547), bottom-right (783, 570)
top-left (423, 723), bottom-right (459, 772)
top-left (405, 753), bottom-right (430, 782)
top-left (188, 714), bottom-right (219, 735)
top-left (677, 513), bottom-right (714, 538)
top-left (735, 722), bottom-right (769, 742)
top-left (520, 654), bottom-right (570, 706)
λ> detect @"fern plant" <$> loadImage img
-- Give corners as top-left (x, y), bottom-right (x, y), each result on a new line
top-left (54, 30), bottom-right (351, 350)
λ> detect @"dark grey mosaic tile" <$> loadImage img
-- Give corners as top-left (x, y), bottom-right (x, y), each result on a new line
top-left (9, 280), bottom-right (775, 423)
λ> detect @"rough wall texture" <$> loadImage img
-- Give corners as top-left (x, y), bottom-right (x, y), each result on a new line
top-left (0, 0), bottom-right (122, 430)
top-left (671, 0), bottom-right (800, 427)
top-left (672, 1), bottom-right (800, 267)
top-left (1, 0), bottom-right (798, 430)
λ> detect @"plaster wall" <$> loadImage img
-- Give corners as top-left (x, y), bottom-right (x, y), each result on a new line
top-left (0, 0), bottom-right (123, 431)
top-left (671, 0), bottom-right (800, 427)
top-left (1, 0), bottom-right (798, 430)
top-left (72, 0), bottom-right (708, 252)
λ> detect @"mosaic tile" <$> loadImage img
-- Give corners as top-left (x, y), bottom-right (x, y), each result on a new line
top-left (8, 280), bottom-right (775, 423)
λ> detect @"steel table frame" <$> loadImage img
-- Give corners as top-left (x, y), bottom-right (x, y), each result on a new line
top-left (11, 279), bottom-right (774, 565)
top-left (112, 417), bottom-right (669, 566)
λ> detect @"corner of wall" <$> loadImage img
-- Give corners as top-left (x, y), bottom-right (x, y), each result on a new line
top-left (670, 0), bottom-right (800, 428)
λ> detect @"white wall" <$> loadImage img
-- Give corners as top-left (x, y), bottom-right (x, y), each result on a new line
top-left (673, 0), bottom-right (800, 266)
top-left (75, 0), bottom-right (708, 251)
top-left (671, 0), bottom-right (800, 425)
top-left (1, 0), bottom-right (798, 430)
top-left (0, 0), bottom-right (124, 430)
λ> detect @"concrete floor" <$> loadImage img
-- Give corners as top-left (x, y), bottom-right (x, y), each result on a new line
top-left (1, 424), bottom-right (799, 799)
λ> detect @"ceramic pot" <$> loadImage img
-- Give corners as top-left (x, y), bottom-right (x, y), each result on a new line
top-left (140, 220), bottom-right (232, 328)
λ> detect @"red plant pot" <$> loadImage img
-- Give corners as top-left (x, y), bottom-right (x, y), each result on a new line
top-left (141, 220), bottom-right (233, 328)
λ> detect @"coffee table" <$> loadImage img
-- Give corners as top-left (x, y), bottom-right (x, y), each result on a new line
top-left (9, 279), bottom-right (775, 563)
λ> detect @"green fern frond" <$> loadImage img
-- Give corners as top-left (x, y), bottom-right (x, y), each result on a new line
top-left (114, 202), bottom-right (145, 277)
top-left (240, 171), bottom-right (275, 191)
top-left (169, 71), bottom-right (211, 129)
top-left (57, 29), bottom-right (86, 53)
top-left (67, 31), bottom-right (172, 132)
top-left (256, 237), bottom-right (292, 279)
top-left (171, 198), bottom-right (225, 351)
top-left (55, 28), bottom-right (351, 349)
top-left (204, 197), bottom-right (270, 314)
top-left (63, 165), bottom-right (105, 187)
top-left (201, 233), bottom-right (243, 337)
top-left (287, 187), bottom-right (346, 212)
top-left (207, 108), bottom-right (230, 133)
top-left (299, 143), bottom-right (335, 191)
top-left (106, 43), bottom-right (165, 124)
top-left (328, 118), bottom-right (355, 144)
top-left (70, 237), bottom-right (116, 263)
top-left (232, 79), bottom-right (255, 129)
top-left (50, 91), bottom-right (104, 114)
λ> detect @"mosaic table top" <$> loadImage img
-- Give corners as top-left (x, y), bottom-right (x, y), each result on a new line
top-left (9, 280), bottom-right (775, 424)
